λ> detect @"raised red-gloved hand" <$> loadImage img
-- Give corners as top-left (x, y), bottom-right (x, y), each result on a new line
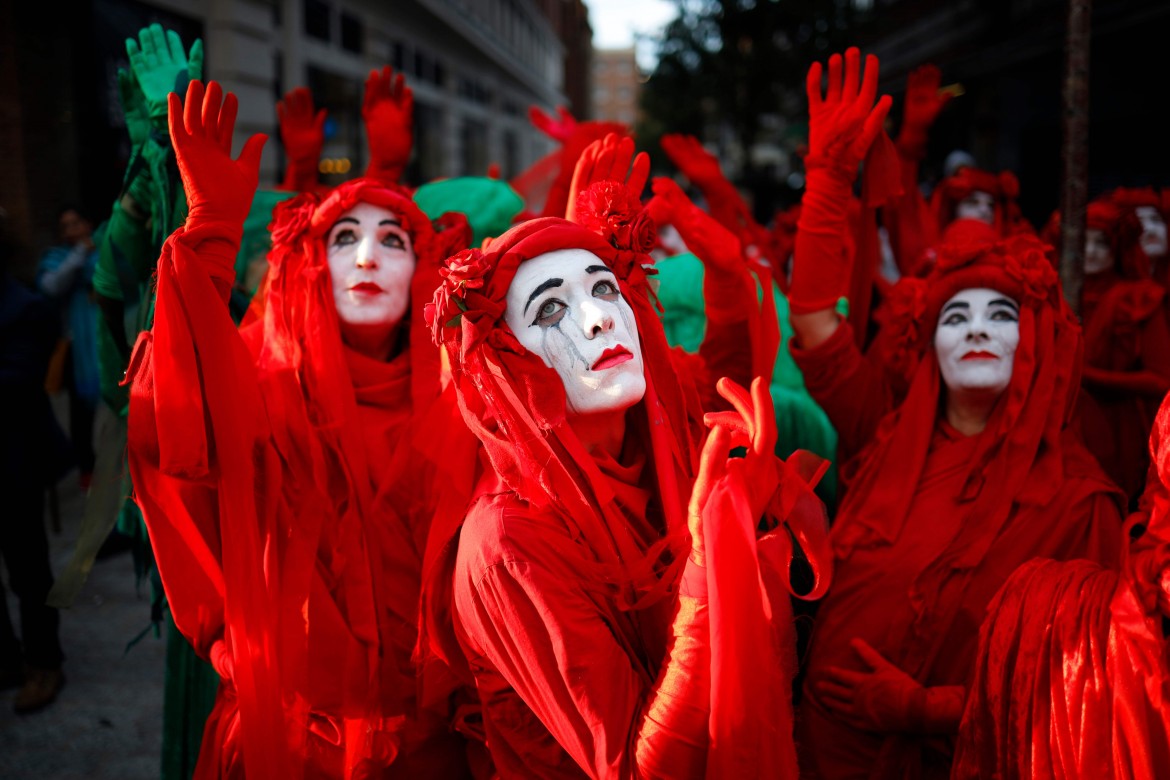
top-left (362, 65), bottom-right (413, 183)
top-left (815, 638), bottom-right (965, 734)
top-left (805, 47), bottom-right (891, 177)
top-left (660, 133), bottom-right (726, 188)
top-left (277, 86), bottom-right (325, 191)
top-left (702, 377), bottom-right (780, 522)
top-left (688, 423), bottom-right (731, 562)
top-left (897, 64), bottom-right (952, 161)
top-left (168, 80), bottom-right (266, 232)
top-left (528, 105), bottom-right (578, 143)
top-left (790, 48), bottom-right (891, 318)
top-left (566, 132), bottom-right (649, 222)
top-left (646, 177), bottom-right (740, 271)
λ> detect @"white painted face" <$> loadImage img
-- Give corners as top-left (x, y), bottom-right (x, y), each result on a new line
top-left (504, 248), bottom-right (646, 416)
top-left (955, 190), bottom-right (996, 225)
top-left (934, 287), bottom-right (1020, 396)
top-left (1084, 228), bottom-right (1113, 275)
top-left (1136, 206), bottom-right (1168, 259)
top-left (326, 202), bottom-right (416, 338)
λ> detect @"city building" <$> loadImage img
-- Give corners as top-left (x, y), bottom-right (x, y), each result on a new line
top-left (2, 0), bottom-right (592, 259)
top-left (590, 47), bottom-right (640, 127)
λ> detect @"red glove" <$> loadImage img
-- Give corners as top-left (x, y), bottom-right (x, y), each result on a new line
top-left (896, 64), bottom-right (952, 161)
top-left (688, 424), bottom-right (731, 563)
top-left (660, 133), bottom-right (726, 189)
top-left (276, 86), bottom-right (325, 192)
top-left (530, 105), bottom-right (628, 218)
top-left (362, 66), bottom-right (413, 183)
top-left (566, 132), bottom-right (649, 222)
top-left (168, 80), bottom-right (266, 242)
top-left (815, 638), bottom-right (965, 734)
top-left (528, 105), bottom-right (578, 143)
top-left (702, 377), bottom-right (780, 522)
top-left (646, 177), bottom-right (754, 324)
top-left (789, 48), bottom-right (891, 315)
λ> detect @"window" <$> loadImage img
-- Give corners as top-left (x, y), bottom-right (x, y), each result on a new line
top-left (340, 12), bottom-right (363, 54)
top-left (304, 0), bottom-right (330, 42)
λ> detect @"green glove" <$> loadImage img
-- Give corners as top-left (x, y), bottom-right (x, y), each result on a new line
top-left (117, 68), bottom-right (152, 148)
top-left (126, 24), bottom-right (203, 127)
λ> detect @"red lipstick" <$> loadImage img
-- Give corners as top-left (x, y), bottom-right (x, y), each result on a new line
top-left (961, 350), bottom-right (998, 361)
top-left (592, 345), bottom-right (633, 371)
top-left (350, 282), bottom-right (383, 294)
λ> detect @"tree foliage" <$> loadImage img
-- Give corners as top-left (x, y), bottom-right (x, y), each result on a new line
top-left (639, 0), bottom-right (866, 180)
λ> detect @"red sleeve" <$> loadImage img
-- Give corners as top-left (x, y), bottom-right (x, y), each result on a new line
top-left (454, 505), bottom-right (711, 780)
top-left (127, 225), bottom-right (292, 777)
top-left (789, 318), bottom-right (893, 464)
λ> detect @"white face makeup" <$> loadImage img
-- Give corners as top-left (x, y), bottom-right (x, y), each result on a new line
top-left (934, 287), bottom-right (1021, 397)
top-left (326, 202), bottom-right (416, 340)
top-left (1084, 228), bottom-right (1113, 275)
top-left (1136, 206), bottom-right (1168, 259)
top-left (504, 249), bottom-right (646, 416)
top-left (955, 190), bottom-right (996, 225)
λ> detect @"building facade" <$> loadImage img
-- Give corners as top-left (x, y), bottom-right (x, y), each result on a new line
top-left (3, 0), bottom-right (590, 260)
top-left (590, 47), bottom-right (640, 127)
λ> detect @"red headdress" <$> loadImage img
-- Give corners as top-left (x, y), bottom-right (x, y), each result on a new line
top-left (1110, 186), bottom-right (1163, 280)
top-left (930, 166), bottom-right (1029, 238)
top-left (840, 231), bottom-right (1083, 572)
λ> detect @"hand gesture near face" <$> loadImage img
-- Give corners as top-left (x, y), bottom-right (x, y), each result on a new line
top-left (689, 377), bottom-right (780, 556)
top-left (168, 80), bottom-right (266, 228)
top-left (645, 177), bottom-right (743, 273)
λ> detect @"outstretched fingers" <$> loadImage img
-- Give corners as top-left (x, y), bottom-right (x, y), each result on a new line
top-left (857, 53), bottom-right (881, 112)
top-left (183, 79), bottom-right (205, 137)
top-left (217, 92), bottom-right (239, 154)
top-left (750, 377), bottom-right (777, 457)
top-left (806, 61), bottom-right (824, 111)
top-left (825, 52), bottom-right (843, 105)
top-left (201, 81), bottom-right (223, 138)
top-left (841, 47), bottom-right (860, 103)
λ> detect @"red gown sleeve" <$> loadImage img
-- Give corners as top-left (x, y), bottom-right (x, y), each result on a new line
top-left (789, 318), bottom-right (894, 465)
top-left (127, 224), bottom-right (291, 778)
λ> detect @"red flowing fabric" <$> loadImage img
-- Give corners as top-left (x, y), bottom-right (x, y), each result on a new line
top-left (127, 178), bottom-right (473, 778)
top-left (953, 390), bottom-right (1170, 778)
top-left (422, 217), bottom-right (822, 778)
top-left (792, 234), bottom-right (1126, 778)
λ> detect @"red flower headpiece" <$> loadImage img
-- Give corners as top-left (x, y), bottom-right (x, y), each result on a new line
top-left (573, 180), bottom-right (658, 254)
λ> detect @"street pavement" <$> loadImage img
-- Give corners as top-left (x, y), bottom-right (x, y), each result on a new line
top-left (1, 409), bottom-right (165, 779)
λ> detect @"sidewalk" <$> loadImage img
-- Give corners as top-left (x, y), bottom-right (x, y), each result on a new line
top-left (0, 456), bottom-right (165, 778)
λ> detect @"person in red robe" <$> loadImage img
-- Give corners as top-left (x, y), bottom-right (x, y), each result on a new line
top-left (952, 389), bottom-right (1170, 779)
top-left (125, 81), bottom-right (474, 778)
top-left (1076, 194), bottom-right (1170, 508)
top-left (419, 138), bottom-right (832, 778)
top-left (785, 49), bottom-right (1126, 778)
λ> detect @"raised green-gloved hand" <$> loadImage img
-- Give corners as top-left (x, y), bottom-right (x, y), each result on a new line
top-left (126, 24), bottom-right (203, 127)
top-left (116, 68), bottom-right (152, 148)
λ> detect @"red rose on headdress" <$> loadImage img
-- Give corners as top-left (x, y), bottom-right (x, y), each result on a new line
top-left (269, 194), bottom-right (317, 246)
top-left (574, 180), bottom-right (647, 250)
top-left (428, 248), bottom-right (493, 344)
top-left (1001, 236), bottom-right (1057, 306)
top-left (438, 248), bottom-right (492, 292)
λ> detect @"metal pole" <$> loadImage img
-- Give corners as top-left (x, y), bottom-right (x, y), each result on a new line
top-left (1059, 0), bottom-right (1092, 317)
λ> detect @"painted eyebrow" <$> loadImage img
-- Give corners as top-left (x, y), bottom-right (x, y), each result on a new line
top-left (379, 219), bottom-right (403, 227)
top-left (524, 278), bottom-right (564, 314)
top-left (330, 217), bottom-right (359, 230)
top-left (941, 301), bottom-right (970, 315)
top-left (585, 265), bottom-right (612, 275)
top-left (989, 298), bottom-right (1019, 312)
